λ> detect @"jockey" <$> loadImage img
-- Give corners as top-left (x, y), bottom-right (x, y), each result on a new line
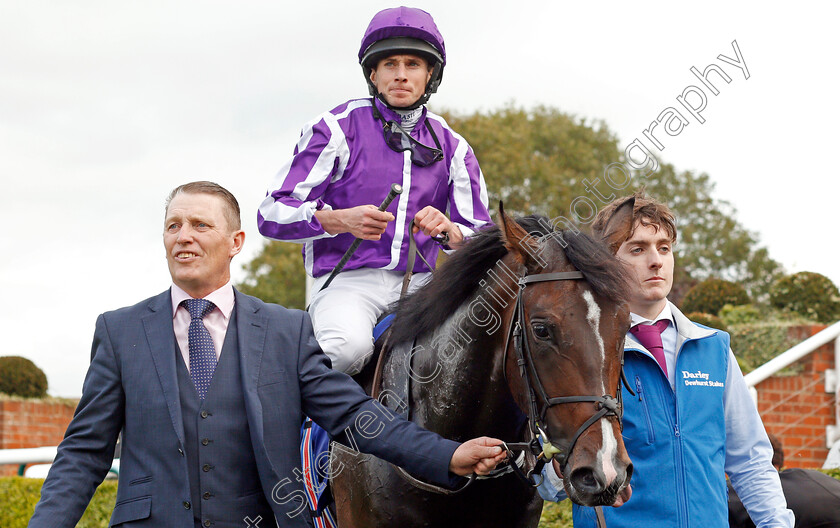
top-left (258, 6), bottom-right (491, 375)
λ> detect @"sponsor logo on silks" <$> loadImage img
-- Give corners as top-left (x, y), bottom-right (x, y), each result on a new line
top-left (681, 370), bottom-right (724, 388)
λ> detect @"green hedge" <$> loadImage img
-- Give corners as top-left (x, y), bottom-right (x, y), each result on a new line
top-left (729, 321), bottom-right (807, 373)
top-left (684, 312), bottom-right (729, 334)
top-left (681, 279), bottom-right (751, 317)
top-left (770, 271), bottom-right (840, 323)
top-left (719, 304), bottom-right (763, 326)
top-left (539, 500), bottom-right (573, 527)
top-left (823, 467), bottom-right (840, 480)
top-left (7, 472), bottom-right (840, 527)
top-left (0, 357), bottom-right (48, 398)
top-left (3, 476), bottom-right (570, 527)
top-left (0, 477), bottom-right (117, 528)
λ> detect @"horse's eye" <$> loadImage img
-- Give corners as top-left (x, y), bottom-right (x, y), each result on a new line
top-left (531, 322), bottom-right (551, 340)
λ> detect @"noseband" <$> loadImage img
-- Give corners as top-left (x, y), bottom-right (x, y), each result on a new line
top-left (503, 270), bottom-right (628, 486)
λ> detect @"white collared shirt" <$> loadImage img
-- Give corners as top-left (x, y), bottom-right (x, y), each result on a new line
top-left (170, 281), bottom-right (235, 371)
top-left (630, 303), bottom-right (678, 389)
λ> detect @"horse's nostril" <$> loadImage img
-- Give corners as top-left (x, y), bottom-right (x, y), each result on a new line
top-left (569, 468), bottom-right (605, 494)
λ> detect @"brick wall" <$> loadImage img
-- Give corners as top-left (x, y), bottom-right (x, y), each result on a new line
top-left (0, 397), bottom-right (78, 476)
top-left (754, 324), bottom-right (837, 468)
top-left (0, 325), bottom-right (837, 473)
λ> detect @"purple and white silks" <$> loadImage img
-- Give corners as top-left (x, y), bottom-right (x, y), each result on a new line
top-left (258, 97), bottom-right (491, 278)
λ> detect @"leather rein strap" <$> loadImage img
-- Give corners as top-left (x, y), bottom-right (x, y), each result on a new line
top-left (392, 268), bottom-right (619, 526)
top-left (391, 242), bottom-right (616, 527)
top-left (505, 270), bottom-right (620, 528)
top-left (509, 271), bottom-right (623, 473)
top-left (401, 219), bottom-right (436, 297)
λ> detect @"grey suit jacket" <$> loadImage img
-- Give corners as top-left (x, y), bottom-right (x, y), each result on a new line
top-left (29, 289), bottom-right (459, 527)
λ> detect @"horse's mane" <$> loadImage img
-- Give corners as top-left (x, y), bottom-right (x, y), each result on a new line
top-left (388, 215), bottom-right (630, 345)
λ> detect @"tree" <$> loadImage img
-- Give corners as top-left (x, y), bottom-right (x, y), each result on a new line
top-left (239, 104), bottom-right (783, 307)
top-left (440, 104), bottom-right (623, 218)
top-left (237, 240), bottom-right (307, 309)
top-left (638, 163), bottom-right (784, 302)
top-left (440, 104), bottom-right (783, 302)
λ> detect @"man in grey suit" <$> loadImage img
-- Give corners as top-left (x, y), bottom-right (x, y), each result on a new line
top-left (28, 181), bottom-right (505, 528)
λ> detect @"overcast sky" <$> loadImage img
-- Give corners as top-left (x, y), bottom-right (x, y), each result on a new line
top-left (2, 1), bottom-right (837, 397)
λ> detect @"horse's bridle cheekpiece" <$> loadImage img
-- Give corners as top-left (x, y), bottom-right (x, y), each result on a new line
top-left (390, 265), bottom-right (632, 528)
top-left (502, 270), bottom-right (630, 489)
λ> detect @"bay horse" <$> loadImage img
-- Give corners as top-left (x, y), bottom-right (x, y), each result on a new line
top-left (331, 207), bottom-right (634, 527)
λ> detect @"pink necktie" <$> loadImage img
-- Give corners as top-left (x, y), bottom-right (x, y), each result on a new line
top-left (630, 320), bottom-right (670, 376)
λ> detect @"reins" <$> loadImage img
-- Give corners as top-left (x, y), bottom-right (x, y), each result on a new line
top-left (379, 229), bottom-right (628, 527)
top-left (400, 219), bottom-right (437, 297)
top-left (502, 271), bottom-right (625, 483)
top-left (499, 269), bottom-right (623, 528)
top-left (390, 447), bottom-right (528, 496)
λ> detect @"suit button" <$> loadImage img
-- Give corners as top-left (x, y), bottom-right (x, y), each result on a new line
top-left (201, 438), bottom-right (210, 446)
top-left (183, 501), bottom-right (191, 510)
top-left (202, 464), bottom-right (212, 472)
top-left (203, 520), bottom-right (211, 527)
top-left (200, 410), bottom-right (209, 418)
top-left (203, 491), bottom-right (212, 500)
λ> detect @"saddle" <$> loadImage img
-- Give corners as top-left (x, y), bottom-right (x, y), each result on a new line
top-left (304, 225), bottom-right (443, 517)
top-left (302, 315), bottom-right (410, 525)
top-left (353, 220), bottom-right (435, 405)
top-left (366, 313), bottom-right (412, 420)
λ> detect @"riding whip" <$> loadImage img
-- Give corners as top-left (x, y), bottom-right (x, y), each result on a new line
top-left (319, 183), bottom-right (402, 291)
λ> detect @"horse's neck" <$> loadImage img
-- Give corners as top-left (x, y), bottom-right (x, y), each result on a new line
top-left (408, 289), bottom-right (522, 441)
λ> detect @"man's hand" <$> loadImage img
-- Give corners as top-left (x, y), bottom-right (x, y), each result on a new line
top-left (413, 206), bottom-right (464, 248)
top-left (449, 437), bottom-right (507, 476)
top-left (315, 205), bottom-right (395, 240)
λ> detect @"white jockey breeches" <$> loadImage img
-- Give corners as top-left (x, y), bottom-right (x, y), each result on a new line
top-left (308, 268), bottom-right (430, 375)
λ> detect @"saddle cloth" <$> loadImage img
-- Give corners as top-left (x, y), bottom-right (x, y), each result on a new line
top-left (300, 418), bottom-right (337, 527)
top-left (302, 314), bottom-right (409, 526)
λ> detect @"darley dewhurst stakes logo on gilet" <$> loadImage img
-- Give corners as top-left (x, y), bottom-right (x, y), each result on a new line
top-left (681, 370), bottom-right (724, 388)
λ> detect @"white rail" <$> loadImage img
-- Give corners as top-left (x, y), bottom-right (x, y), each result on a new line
top-left (0, 446), bottom-right (57, 466)
top-left (744, 321), bottom-right (840, 387)
top-left (744, 320), bottom-right (840, 452)
top-left (0, 446), bottom-right (120, 477)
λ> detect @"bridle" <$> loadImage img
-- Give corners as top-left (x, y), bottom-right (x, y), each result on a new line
top-left (501, 270), bottom-right (632, 487)
top-left (388, 247), bottom-right (633, 523)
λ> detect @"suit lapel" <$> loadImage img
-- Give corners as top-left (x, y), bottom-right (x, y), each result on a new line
top-left (235, 290), bottom-right (268, 444)
top-left (143, 290), bottom-right (186, 448)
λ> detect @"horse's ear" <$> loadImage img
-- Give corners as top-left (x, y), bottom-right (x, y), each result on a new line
top-left (598, 196), bottom-right (635, 254)
top-left (497, 202), bottom-right (543, 268)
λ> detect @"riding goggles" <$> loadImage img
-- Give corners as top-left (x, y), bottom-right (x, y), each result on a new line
top-left (372, 102), bottom-right (444, 167)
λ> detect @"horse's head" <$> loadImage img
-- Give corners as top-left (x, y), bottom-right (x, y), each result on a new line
top-left (498, 204), bottom-right (633, 507)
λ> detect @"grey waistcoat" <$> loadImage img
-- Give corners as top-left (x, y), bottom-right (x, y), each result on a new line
top-left (177, 310), bottom-right (275, 528)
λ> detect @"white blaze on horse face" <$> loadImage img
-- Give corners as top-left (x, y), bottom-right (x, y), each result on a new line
top-left (598, 418), bottom-right (620, 485)
top-left (583, 290), bottom-right (621, 488)
top-left (582, 290), bottom-right (606, 393)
